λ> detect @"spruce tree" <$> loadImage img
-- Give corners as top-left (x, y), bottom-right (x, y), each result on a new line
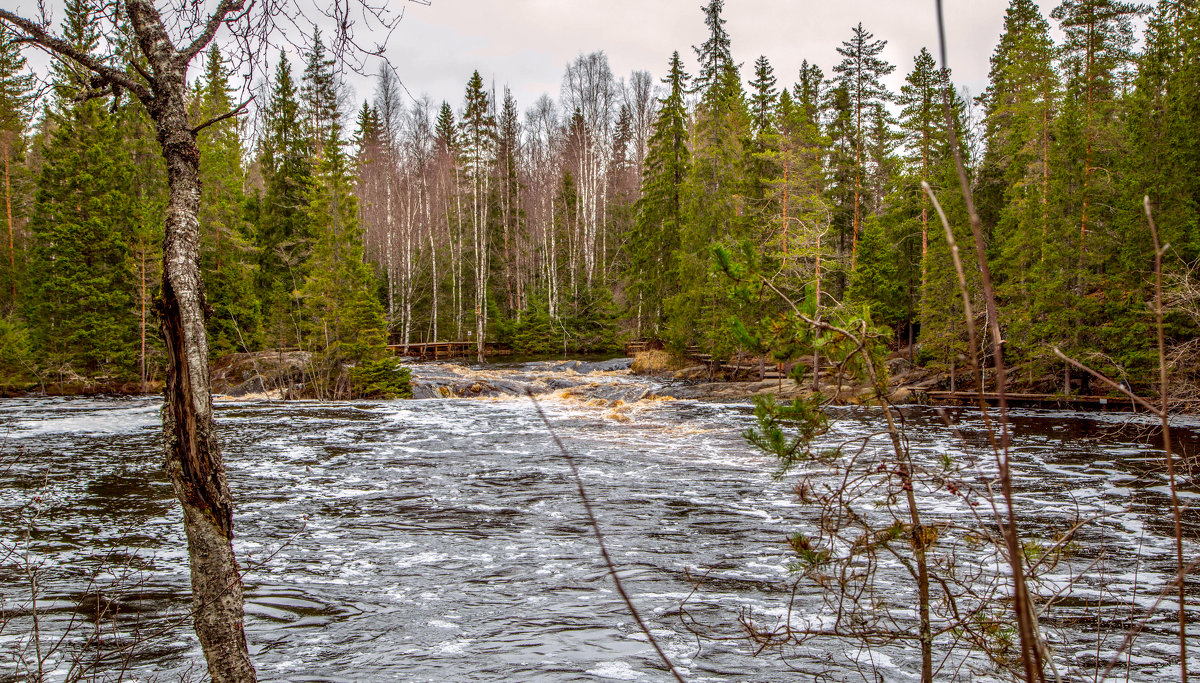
top-left (495, 87), bottom-right (521, 318)
top-left (847, 216), bottom-right (904, 327)
top-left (25, 99), bottom-right (140, 380)
top-left (746, 55), bottom-right (779, 235)
top-left (895, 49), bottom-right (954, 335)
top-left (693, 0), bottom-right (735, 96)
top-left (628, 51), bottom-right (690, 336)
top-left (460, 70), bottom-right (495, 361)
top-left (824, 83), bottom-right (858, 297)
top-left (301, 28), bottom-right (341, 155)
top-left (297, 64), bottom-right (390, 397)
top-left (755, 83), bottom-right (830, 380)
top-left (22, 0), bottom-right (143, 382)
top-left (1127, 0), bottom-right (1200, 269)
top-left (918, 89), bottom-right (980, 377)
top-left (257, 52), bottom-right (312, 347)
top-left (1051, 0), bottom-right (1148, 380)
top-left (674, 0), bottom-right (751, 351)
top-left (1051, 0), bottom-right (1146, 263)
top-left (748, 55), bottom-right (778, 137)
top-left (117, 99), bottom-right (168, 389)
top-left (193, 46), bottom-right (260, 354)
top-left (979, 0), bottom-right (1061, 372)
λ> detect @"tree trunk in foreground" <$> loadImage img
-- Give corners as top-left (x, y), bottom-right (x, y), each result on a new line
top-left (155, 107), bottom-right (256, 681)
top-left (127, 3), bottom-right (256, 677)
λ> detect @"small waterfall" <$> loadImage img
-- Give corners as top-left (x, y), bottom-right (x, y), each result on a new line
top-left (408, 358), bottom-right (664, 402)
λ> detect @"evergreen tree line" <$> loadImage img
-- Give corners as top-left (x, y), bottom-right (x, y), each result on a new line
top-left (0, 0), bottom-right (404, 396)
top-left (633, 0), bottom-right (1200, 395)
top-left (0, 0), bottom-right (1197, 396)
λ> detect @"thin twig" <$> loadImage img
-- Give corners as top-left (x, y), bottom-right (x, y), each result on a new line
top-left (1146, 196), bottom-right (1188, 682)
top-left (932, 2), bottom-right (1043, 679)
top-left (527, 390), bottom-right (686, 682)
top-left (191, 95), bottom-right (254, 135)
top-left (1052, 349), bottom-right (1160, 414)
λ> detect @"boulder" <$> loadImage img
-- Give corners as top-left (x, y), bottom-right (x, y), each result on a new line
top-left (211, 350), bottom-right (312, 395)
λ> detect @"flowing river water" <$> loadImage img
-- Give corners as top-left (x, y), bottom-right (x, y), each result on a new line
top-left (1, 360), bottom-right (1198, 681)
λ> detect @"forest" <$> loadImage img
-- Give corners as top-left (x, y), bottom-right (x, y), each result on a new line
top-left (0, 0), bottom-right (1197, 400)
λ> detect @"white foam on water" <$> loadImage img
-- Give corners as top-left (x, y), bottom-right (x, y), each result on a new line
top-left (585, 660), bottom-right (644, 680)
top-left (11, 403), bottom-right (160, 436)
top-left (395, 551), bottom-right (450, 569)
top-left (436, 638), bottom-right (472, 654)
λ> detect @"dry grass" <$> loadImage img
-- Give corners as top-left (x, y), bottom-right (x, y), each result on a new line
top-left (631, 350), bottom-right (686, 374)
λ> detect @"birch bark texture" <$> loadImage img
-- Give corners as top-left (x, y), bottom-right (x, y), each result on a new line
top-left (0, 2), bottom-right (256, 679)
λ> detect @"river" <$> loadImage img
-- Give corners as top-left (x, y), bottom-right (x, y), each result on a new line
top-left (1, 360), bottom-right (1197, 681)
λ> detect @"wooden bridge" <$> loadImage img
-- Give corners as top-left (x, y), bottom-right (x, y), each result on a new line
top-left (624, 339), bottom-right (664, 355)
top-left (925, 391), bottom-right (1139, 411)
top-left (387, 341), bottom-right (512, 361)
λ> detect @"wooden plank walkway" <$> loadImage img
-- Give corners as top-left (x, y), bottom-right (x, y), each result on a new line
top-left (387, 341), bottom-right (512, 361)
top-left (624, 339), bottom-right (664, 355)
top-left (926, 391), bottom-right (1139, 411)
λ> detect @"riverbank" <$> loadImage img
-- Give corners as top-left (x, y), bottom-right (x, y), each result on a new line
top-left (627, 349), bottom-right (1173, 411)
top-left (3, 346), bottom-right (1179, 414)
top-left (631, 348), bottom-right (943, 404)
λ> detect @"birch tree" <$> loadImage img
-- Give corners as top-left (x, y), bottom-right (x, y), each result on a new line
top-left (561, 52), bottom-right (615, 290)
top-left (0, 1), bottom-right (414, 680)
top-left (461, 71), bottom-right (494, 362)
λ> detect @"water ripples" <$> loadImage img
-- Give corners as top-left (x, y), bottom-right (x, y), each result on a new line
top-left (1, 366), bottom-right (1198, 680)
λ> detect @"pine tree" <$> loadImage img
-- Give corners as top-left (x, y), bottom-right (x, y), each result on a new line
top-left (761, 84), bottom-right (827, 269)
top-left (0, 25), bottom-right (33, 310)
top-left (833, 23), bottom-right (895, 269)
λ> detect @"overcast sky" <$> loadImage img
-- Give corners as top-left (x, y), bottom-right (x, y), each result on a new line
top-left (348, 0), bottom-right (1065, 116)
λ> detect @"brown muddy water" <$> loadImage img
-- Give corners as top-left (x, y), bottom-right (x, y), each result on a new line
top-left (1, 360), bottom-right (1198, 681)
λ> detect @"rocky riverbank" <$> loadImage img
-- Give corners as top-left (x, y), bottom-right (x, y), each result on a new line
top-left (631, 349), bottom-right (947, 404)
top-left (210, 350), bottom-right (313, 399)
